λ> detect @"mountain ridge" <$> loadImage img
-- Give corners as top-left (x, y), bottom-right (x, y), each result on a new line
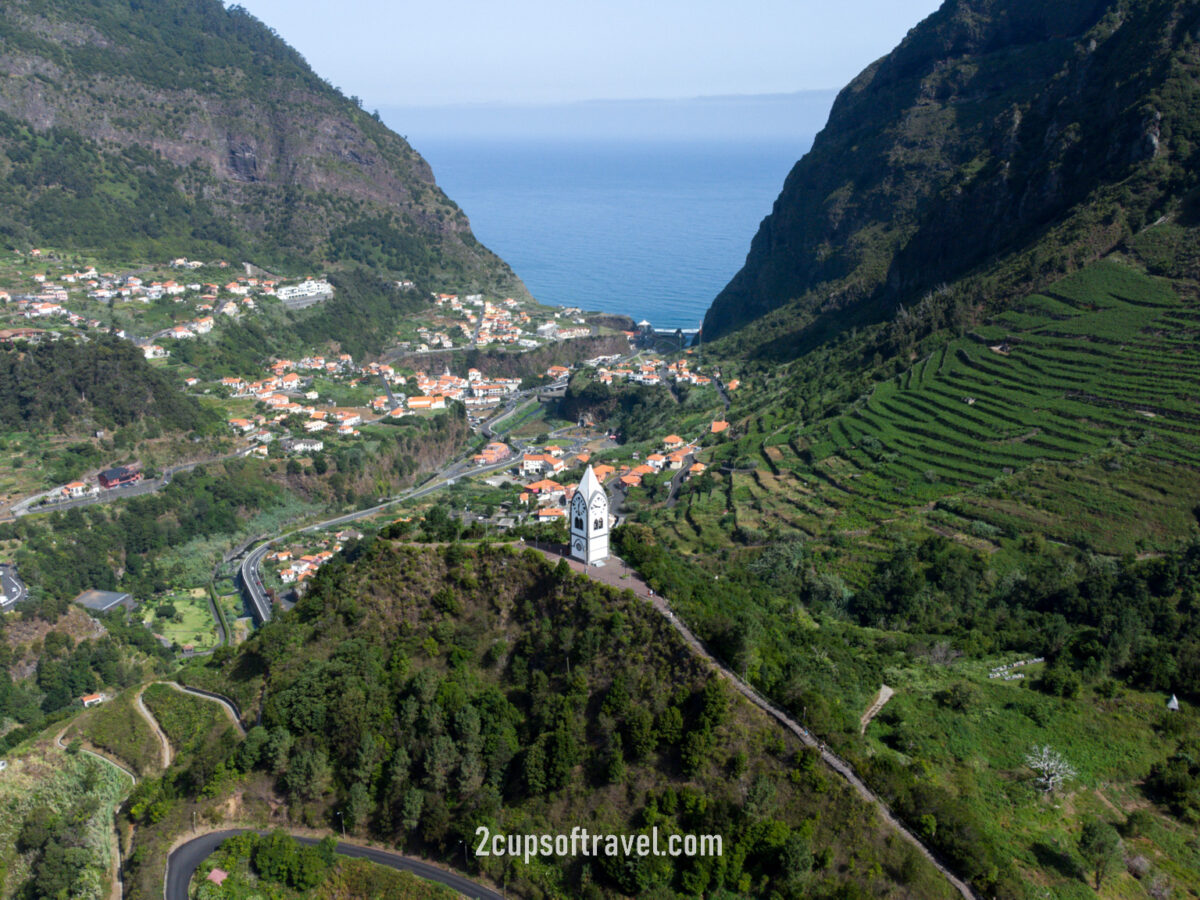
top-left (703, 0), bottom-right (1200, 353)
top-left (0, 0), bottom-right (525, 294)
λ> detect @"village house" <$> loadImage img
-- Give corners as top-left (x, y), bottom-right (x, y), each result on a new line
top-left (62, 481), bottom-right (95, 499)
top-left (473, 442), bottom-right (511, 466)
top-left (666, 449), bottom-right (691, 469)
top-left (525, 479), bottom-right (565, 502)
top-left (520, 453), bottom-right (566, 477)
top-left (407, 395), bottom-right (446, 411)
top-left (281, 437), bottom-right (324, 453)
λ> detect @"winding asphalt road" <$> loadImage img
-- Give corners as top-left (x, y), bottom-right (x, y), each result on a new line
top-left (166, 829), bottom-right (502, 900)
top-left (0, 564), bottom-right (27, 608)
top-left (10, 449), bottom-right (254, 518)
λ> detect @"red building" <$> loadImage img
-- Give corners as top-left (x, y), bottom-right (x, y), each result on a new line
top-left (98, 466), bottom-right (141, 489)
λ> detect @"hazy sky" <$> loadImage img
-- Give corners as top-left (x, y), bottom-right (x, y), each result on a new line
top-left (234, 0), bottom-right (944, 106)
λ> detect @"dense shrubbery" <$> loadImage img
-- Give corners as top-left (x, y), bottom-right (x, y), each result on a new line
top-left (0, 112), bottom-right (246, 258)
top-left (560, 379), bottom-right (688, 444)
top-left (290, 269), bottom-right (426, 360)
top-left (847, 536), bottom-right (1200, 699)
top-left (0, 612), bottom-right (166, 747)
top-left (14, 756), bottom-right (126, 900)
top-left (0, 336), bottom-right (216, 434)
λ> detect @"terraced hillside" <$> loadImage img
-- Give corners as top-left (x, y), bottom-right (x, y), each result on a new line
top-left (683, 258), bottom-right (1200, 567)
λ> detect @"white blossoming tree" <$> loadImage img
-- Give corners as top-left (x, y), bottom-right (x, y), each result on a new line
top-left (1025, 744), bottom-right (1077, 794)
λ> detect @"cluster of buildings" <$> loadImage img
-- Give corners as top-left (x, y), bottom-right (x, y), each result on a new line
top-left (537, 321), bottom-right (590, 340)
top-left (160, 314), bottom-right (215, 345)
top-left (395, 367), bottom-right (522, 414)
top-left (596, 359), bottom-right (665, 386)
top-left (475, 299), bottom-right (532, 345)
top-left (665, 358), bottom-right (713, 386)
top-left (213, 351), bottom-right (535, 448)
top-left (415, 324), bottom-right (456, 350)
top-left (1, 261), bottom-right (343, 361)
top-left (268, 530), bottom-right (361, 586)
top-left (616, 434), bottom-right (705, 488)
top-left (590, 357), bottom-right (722, 389)
top-left (220, 354), bottom-right (369, 444)
top-left (510, 445), bottom-right (584, 521)
top-left (431, 292), bottom-right (594, 349)
top-left (509, 429), bottom-right (711, 524)
top-left (51, 466), bottom-right (143, 503)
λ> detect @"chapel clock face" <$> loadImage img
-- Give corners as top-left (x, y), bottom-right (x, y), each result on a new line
top-left (590, 495), bottom-right (606, 530)
top-left (573, 538), bottom-right (585, 553)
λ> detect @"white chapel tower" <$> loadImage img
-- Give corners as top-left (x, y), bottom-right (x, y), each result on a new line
top-left (570, 465), bottom-right (610, 565)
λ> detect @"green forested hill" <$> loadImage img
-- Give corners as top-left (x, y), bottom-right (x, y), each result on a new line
top-left (153, 542), bottom-right (956, 900)
top-left (0, 0), bottom-right (524, 294)
top-left (0, 335), bottom-right (217, 434)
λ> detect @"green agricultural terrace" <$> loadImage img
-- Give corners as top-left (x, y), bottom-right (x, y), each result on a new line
top-left (677, 259), bottom-right (1200, 566)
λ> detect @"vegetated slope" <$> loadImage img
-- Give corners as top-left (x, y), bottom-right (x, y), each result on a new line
top-left (695, 256), bottom-right (1200, 558)
top-left (0, 334), bottom-right (218, 434)
top-left (704, 0), bottom-right (1200, 356)
top-left (164, 542), bottom-right (957, 900)
top-left (0, 0), bottom-right (524, 295)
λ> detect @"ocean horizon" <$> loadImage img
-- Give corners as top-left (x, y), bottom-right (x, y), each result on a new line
top-left (411, 137), bottom-right (811, 329)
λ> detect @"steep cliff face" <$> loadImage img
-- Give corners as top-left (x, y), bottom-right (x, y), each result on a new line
top-left (0, 0), bottom-right (525, 294)
top-left (704, 0), bottom-right (1200, 347)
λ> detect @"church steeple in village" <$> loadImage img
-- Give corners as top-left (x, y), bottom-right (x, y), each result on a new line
top-left (570, 465), bottom-right (610, 565)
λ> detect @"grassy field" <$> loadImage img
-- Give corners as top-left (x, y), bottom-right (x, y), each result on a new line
top-left (141, 683), bottom-right (233, 754)
top-left (144, 587), bottom-right (219, 651)
top-left (860, 659), bottom-right (1200, 899)
top-left (678, 260), bottom-right (1200, 568)
top-left (65, 688), bottom-right (162, 776)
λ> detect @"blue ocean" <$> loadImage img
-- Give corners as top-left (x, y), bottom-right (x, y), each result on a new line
top-left (413, 139), bottom-right (809, 329)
